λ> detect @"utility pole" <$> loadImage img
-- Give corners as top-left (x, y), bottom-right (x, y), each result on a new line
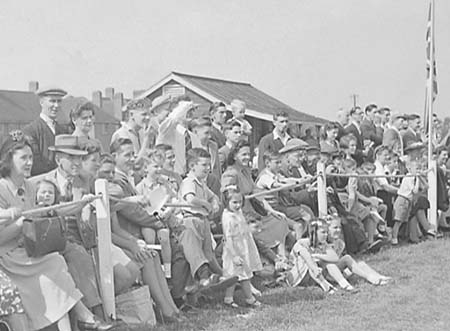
top-left (350, 94), bottom-right (359, 108)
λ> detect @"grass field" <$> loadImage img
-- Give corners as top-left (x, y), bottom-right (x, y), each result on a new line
top-left (127, 238), bottom-right (450, 331)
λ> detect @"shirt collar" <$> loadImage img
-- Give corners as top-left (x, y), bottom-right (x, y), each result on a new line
top-left (186, 172), bottom-right (205, 186)
top-left (121, 121), bottom-right (139, 136)
top-left (226, 141), bottom-right (234, 149)
top-left (261, 168), bottom-right (276, 178)
top-left (350, 120), bottom-right (361, 132)
top-left (56, 169), bottom-right (70, 192)
top-left (40, 113), bottom-right (56, 131)
top-left (212, 122), bottom-right (222, 131)
top-left (273, 129), bottom-right (290, 143)
top-left (4, 177), bottom-right (26, 199)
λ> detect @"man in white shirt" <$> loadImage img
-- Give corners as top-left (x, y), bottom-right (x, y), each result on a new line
top-left (228, 99), bottom-right (252, 140)
top-left (373, 145), bottom-right (399, 227)
top-left (257, 111), bottom-right (291, 172)
top-left (111, 98), bottom-right (152, 165)
top-left (156, 96), bottom-right (195, 175)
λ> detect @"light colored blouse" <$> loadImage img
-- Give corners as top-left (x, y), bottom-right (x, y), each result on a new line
top-left (0, 177), bottom-right (36, 256)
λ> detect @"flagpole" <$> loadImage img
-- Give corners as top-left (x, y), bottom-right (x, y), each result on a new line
top-left (427, 0), bottom-right (437, 229)
top-left (427, 0), bottom-right (434, 164)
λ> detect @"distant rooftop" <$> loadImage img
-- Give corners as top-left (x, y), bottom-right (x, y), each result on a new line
top-left (138, 71), bottom-right (326, 124)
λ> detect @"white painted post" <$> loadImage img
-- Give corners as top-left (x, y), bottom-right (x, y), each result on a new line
top-left (94, 179), bottom-right (116, 320)
top-left (317, 161), bottom-right (327, 217)
top-left (428, 160), bottom-right (437, 230)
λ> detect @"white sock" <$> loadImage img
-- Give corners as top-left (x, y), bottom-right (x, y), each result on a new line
top-left (164, 263), bottom-right (172, 278)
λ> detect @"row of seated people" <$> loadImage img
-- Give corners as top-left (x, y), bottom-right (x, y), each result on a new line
top-left (1, 94), bottom-right (449, 330)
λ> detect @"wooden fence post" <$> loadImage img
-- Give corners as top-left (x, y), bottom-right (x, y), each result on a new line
top-left (428, 160), bottom-right (437, 230)
top-left (317, 161), bottom-right (327, 217)
top-left (95, 179), bottom-right (116, 320)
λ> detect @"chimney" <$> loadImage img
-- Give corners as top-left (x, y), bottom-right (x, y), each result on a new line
top-left (133, 90), bottom-right (145, 98)
top-left (92, 91), bottom-right (102, 108)
top-left (29, 81), bottom-right (39, 92)
top-left (105, 87), bottom-right (115, 99)
top-left (113, 92), bottom-right (124, 121)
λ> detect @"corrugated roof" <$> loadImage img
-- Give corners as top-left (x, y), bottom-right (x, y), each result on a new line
top-left (144, 72), bottom-right (326, 124)
top-left (0, 90), bottom-right (118, 124)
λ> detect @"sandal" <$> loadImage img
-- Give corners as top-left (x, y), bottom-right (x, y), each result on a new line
top-left (326, 285), bottom-right (337, 295)
top-left (224, 300), bottom-right (239, 308)
top-left (342, 284), bottom-right (359, 293)
top-left (245, 299), bottom-right (262, 308)
top-left (373, 278), bottom-right (390, 286)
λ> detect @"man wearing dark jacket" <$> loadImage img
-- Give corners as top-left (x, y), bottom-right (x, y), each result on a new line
top-left (23, 87), bottom-right (68, 176)
top-left (344, 106), bottom-right (364, 151)
top-left (402, 114), bottom-right (422, 148)
top-left (361, 103), bottom-right (383, 147)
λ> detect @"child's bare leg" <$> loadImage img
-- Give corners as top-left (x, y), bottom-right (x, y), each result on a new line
top-left (276, 239), bottom-right (288, 258)
top-left (338, 255), bottom-right (379, 284)
top-left (363, 216), bottom-right (377, 244)
top-left (392, 221), bottom-right (402, 243)
top-left (325, 264), bottom-right (353, 289)
top-left (241, 279), bottom-right (258, 304)
top-left (224, 284), bottom-right (236, 305)
top-left (356, 261), bottom-right (390, 283)
top-left (378, 204), bottom-right (387, 220)
top-left (308, 270), bottom-right (333, 292)
top-left (157, 228), bottom-right (172, 278)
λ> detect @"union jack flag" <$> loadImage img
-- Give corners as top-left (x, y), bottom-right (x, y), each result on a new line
top-left (424, 0), bottom-right (437, 133)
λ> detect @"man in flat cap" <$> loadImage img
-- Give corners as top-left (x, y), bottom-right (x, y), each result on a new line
top-left (23, 87), bottom-right (68, 176)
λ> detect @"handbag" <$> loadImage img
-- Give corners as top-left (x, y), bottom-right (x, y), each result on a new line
top-left (115, 285), bottom-right (156, 326)
top-left (22, 216), bottom-right (67, 257)
top-left (249, 198), bottom-right (268, 216)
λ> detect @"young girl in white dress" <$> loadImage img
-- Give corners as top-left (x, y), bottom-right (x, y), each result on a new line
top-left (222, 186), bottom-right (263, 308)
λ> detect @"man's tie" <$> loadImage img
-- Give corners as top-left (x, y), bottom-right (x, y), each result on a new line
top-left (185, 131), bottom-right (192, 154)
top-left (63, 180), bottom-right (73, 202)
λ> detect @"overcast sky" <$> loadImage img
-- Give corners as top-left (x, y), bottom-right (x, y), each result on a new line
top-left (0, 0), bottom-right (448, 119)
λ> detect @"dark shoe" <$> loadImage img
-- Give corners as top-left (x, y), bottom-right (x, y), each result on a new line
top-left (179, 302), bottom-right (200, 314)
top-left (199, 274), bottom-right (238, 292)
top-left (366, 239), bottom-right (383, 254)
top-left (161, 313), bottom-right (184, 324)
top-left (77, 318), bottom-right (116, 331)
